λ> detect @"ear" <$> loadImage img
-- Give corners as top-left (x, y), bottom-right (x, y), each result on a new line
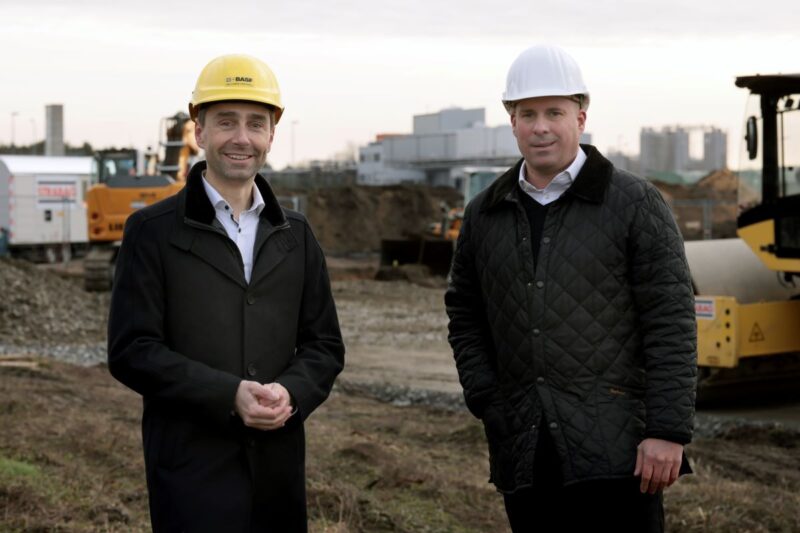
top-left (194, 121), bottom-right (206, 150)
top-left (265, 125), bottom-right (275, 154)
top-left (577, 109), bottom-right (587, 133)
top-left (510, 111), bottom-right (518, 137)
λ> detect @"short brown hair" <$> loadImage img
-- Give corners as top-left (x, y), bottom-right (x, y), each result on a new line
top-left (196, 102), bottom-right (276, 128)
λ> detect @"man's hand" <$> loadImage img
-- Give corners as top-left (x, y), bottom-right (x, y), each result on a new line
top-left (234, 381), bottom-right (294, 431)
top-left (634, 438), bottom-right (683, 494)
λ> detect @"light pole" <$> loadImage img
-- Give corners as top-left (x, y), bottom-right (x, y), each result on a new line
top-left (291, 120), bottom-right (299, 167)
top-left (11, 111), bottom-right (18, 146)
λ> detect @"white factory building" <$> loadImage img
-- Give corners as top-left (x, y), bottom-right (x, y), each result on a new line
top-left (357, 107), bottom-right (591, 187)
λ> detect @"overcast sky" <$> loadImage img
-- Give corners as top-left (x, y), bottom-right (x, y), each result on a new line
top-left (1, 1), bottom-right (796, 169)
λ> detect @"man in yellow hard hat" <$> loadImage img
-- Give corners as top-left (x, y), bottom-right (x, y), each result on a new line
top-left (108, 54), bottom-right (345, 532)
top-left (446, 44), bottom-right (696, 532)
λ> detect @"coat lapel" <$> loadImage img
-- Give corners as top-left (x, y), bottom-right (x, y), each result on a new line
top-left (170, 221), bottom-right (247, 288)
top-left (249, 217), bottom-right (297, 286)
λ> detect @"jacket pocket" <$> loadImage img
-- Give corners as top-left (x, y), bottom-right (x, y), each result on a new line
top-left (595, 381), bottom-right (646, 473)
top-left (480, 398), bottom-right (511, 441)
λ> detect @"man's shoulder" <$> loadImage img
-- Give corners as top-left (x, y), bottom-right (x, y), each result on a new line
top-left (283, 209), bottom-right (322, 245)
top-left (465, 162), bottom-right (521, 217)
top-left (606, 165), bottom-right (657, 203)
top-left (126, 193), bottom-right (180, 232)
top-left (283, 208), bottom-right (308, 225)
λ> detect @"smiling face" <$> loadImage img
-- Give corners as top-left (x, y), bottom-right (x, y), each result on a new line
top-left (195, 101), bottom-right (274, 184)
top-left (511, 95), bottom-right (586, 185)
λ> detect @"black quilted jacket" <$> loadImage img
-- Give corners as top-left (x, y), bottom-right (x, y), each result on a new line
top-left (445, 145), bottom-right (697, 492)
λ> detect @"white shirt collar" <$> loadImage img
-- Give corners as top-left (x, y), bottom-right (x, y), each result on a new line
top-left (201, 173), bottom-right (265, 216)
top-left (518, 147), bottom-right (587, 205)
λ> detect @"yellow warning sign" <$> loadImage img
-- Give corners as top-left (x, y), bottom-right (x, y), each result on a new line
top-left (748, 323), bottom-right (765, 343)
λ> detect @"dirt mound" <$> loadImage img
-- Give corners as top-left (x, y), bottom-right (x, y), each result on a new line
top-left (652, 169), bottom-right (758, 240)
top-left (0, 258), bottom-right (108, 345)
top-left (655, 169), bottom-right (745, 201)
top-left (277, 185), bottom-right (463, 254)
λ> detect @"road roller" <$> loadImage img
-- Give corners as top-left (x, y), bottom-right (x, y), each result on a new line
top-left (686, 74), bottom-right (800, 400)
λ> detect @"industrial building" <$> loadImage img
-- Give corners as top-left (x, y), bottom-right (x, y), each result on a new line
top-left (357, 107), bottom-right (592, 188)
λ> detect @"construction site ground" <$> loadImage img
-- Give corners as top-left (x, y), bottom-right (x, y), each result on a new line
top-left (1, 256), bottom-right (799, 532)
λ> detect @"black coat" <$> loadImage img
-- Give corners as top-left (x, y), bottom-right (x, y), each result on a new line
top-left (108, 162), bottom-right (344, 532)
top-left (445, 146), bottom-right (696, 492)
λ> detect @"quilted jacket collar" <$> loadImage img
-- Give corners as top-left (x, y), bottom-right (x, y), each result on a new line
top-left (182, 161), bottom-right (288, 228)
top-left (481, 144), bottom-right (613, 212)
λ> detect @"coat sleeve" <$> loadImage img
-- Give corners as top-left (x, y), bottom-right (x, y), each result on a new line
top-left (275, 221), bottom-right (345, 422)
top-left (629, 183), bottom-right (697, 444)
top-left (445, 202), bottom-right (503, 419)
top-left (107, 211), bottom-right (241, 426)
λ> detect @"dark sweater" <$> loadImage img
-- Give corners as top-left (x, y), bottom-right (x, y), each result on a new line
top-left (518, 190), bottom-right (549, 266)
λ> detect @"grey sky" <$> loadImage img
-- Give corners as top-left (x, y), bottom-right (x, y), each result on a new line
top-left (17, 1), bottom-right (798, 39)
top-left (1, 1), bottom-right (797, 168)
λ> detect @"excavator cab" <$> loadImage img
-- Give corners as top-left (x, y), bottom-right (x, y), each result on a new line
top-left (92, 150), bottom-right (137, 184)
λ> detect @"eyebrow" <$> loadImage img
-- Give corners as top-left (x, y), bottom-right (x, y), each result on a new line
top-left (215, 111), bottom-right (269, 121)
top-left (520, 106), bottom-right (568, 112)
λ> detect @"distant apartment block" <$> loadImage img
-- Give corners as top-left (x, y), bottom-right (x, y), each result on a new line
top-left (639, 126), bottom-right (727, 176)
top-left (703, 128), bottom-right (727, 170)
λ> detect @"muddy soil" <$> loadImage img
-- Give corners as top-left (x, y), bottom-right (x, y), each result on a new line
top-left (1, 259), bottom-right (799, 531)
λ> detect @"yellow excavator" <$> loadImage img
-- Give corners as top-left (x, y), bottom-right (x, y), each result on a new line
top-left (685, 73), bottom-right (800, 399)
top-left (83, 113), bottom-right (198, 290)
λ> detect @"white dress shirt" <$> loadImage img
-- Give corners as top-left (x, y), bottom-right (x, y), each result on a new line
top-left (518, 147), bottom-right (587, 205)
top-left (202, 176), bottom-right (265, 283)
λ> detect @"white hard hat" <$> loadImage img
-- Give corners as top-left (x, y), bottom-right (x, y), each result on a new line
top-left (502, 44), bottom-right (590, 113)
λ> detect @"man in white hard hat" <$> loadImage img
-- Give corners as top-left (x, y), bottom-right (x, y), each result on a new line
top-left (108, 54), bottom-right (344, 532)
top-left (446, 44), bottom-right (696, 532)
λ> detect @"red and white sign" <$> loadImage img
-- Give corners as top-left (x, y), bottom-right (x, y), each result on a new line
top-left (36, 177), bottom-right (77, 208)
top-left (694, 298), bottom-right (715, 319)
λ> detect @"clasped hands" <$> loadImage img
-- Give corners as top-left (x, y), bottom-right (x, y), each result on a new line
top-left (234, 380), bottom-right (294, 430)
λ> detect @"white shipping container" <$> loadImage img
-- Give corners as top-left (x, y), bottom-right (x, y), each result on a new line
top-left (0, 155), bottom-right (92, 247)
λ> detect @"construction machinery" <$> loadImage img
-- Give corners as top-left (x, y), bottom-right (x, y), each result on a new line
top-left (379, 167), bottom-right (504, 276)
top-left (686, 73), bottom-right (800, 399)
top-left (83, 113), bottom-right (198, 290)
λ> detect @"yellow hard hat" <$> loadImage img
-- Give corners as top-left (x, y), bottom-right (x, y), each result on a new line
top-left (189, 54), bottom-right (284, 124)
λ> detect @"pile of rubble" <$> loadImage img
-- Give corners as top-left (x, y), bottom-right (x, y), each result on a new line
top-left (0, 258), bottom-right (108, 363)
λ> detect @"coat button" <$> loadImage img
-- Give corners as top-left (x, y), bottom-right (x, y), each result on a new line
top-left (536, 281), bottom-right (544, 289)
top-left (533, 328), bottom-right (541, 336)
top-left (537, 377), bottom-right (545, 384)
top-left (549, 422), bottom-right (558, 430)
top-left (522, 236), bottom-right (527, 242)
top-left (246, 295), bottom-right (255, 305)
top-left (542, 237), bottom-right (551, 244)
top-left (247, 363), bottom-right (257, 376)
